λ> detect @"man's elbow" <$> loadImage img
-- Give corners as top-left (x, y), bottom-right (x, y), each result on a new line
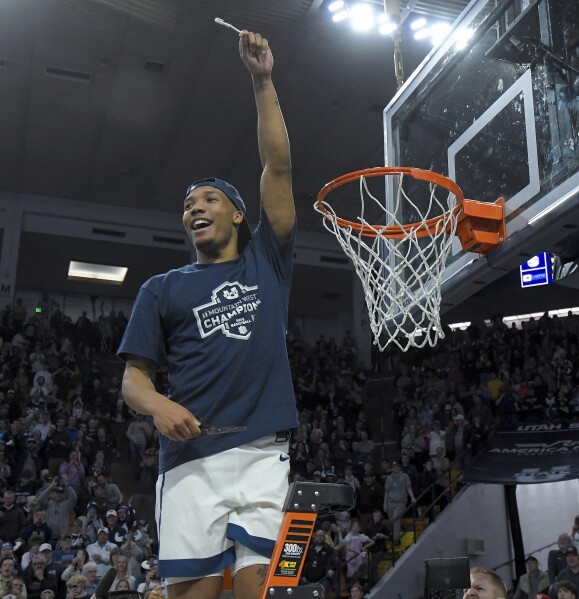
top-left (267, 157), bottom-right (292, 177)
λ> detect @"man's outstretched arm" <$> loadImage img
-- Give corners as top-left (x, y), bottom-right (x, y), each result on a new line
top-left (240, 31), bottom-right (295, 241)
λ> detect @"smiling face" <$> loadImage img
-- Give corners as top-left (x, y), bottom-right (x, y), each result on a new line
top-left (182, 186), bottom-right (243, 263)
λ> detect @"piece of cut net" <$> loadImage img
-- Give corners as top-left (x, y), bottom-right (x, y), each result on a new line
top-left (315, 173), bottom-right (459, 352)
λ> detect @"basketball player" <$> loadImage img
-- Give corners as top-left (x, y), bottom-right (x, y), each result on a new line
top-left (118, 30), bottom-right (297, 599)
top-left (464, 567), bottom-right (508, 599)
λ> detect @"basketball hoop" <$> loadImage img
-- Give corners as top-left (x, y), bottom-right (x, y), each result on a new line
top-left (315, 167), bottom-right (505, 352)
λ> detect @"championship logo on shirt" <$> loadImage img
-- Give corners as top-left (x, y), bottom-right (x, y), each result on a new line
top-left (193, 281), bottom-right (260, 340)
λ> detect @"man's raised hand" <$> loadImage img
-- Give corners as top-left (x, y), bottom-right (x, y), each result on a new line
top-left (239, 31), bottom-right (273, 78)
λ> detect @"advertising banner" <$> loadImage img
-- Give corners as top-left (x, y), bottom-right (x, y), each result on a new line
top-left (463, 423), bottom-right (579, 484)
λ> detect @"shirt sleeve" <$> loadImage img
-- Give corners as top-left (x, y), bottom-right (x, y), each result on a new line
top-left (250, 206), bottom-right (296, 286)
top-left (117, 285), bottom-right (165, 365)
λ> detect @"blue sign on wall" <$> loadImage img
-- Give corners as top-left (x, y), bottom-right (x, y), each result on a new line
top-left (520, 252), bottom-right (553, 288)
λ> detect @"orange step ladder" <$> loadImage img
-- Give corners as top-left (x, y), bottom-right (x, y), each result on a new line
top-left (257, 481), bottom-right (355, 599)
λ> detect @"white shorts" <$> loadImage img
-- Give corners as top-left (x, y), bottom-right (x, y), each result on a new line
top-left (156, 433), bottom-right (290, 581)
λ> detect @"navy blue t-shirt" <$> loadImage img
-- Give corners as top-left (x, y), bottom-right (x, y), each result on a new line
top-left (118, 208), bottom-right (298, 473)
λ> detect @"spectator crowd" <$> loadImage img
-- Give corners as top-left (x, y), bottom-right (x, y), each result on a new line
top-left (0, 296), bottom-right (578, 599)
top-left (0, 300), bottom-right (159, 599)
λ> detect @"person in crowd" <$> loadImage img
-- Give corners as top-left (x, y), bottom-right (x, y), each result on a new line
top-left (117, 528), bottom-right (146, 580)
top-left (86, 450), bottom-right (110, 481)
top-left (35, 547), bottom-right (53, 574)
top-left (64, 575), bottom-right (90, 599)
top-left (104, 547), bottom-right (120, 578)
top-left (464, 567), bottom-right (508, 599)
top-left (79, 564), bottom-right (97, 596)
top-left (85, 529), bottom-right (116, 579)
top-left (452, 413), bottom-right (472, 465)
top-left (549, 534), bottom-right (574, 583)
top-left (0, 557), bottom-right (16, 598)
top-left (19, 511), bottom-right (52, 550)
top-left (111, 555), bottom-right (135, 591)
top-left (51, 535), bottom-right (76, 570)
top-left (136, 561), bottom-right (160, 596)
top-left (383, 461), bottom-right (416, 547)
top-left (338, 519), bottom-right (374, 583)
top-left (67, 521), bottom-right (87, 552)
top-left (57, 453), bottom-right (84, 494)
top-left (400, 454), bottom-right (419, 497)
top-left (109, 399), bottom-right (127, 462)
top-left (467, 396), bottom-right (493, 428)
top-left (114, 506), bottom-right (133, 533)
top-left (356, 474), bottom-right (384, 532)
top-left (79, 504), bottom-right (103, 546)
top-left (365, 509), bottom-right (389, 586)
top-left (344, 465), bottom-right (361, 493)
top-left (11, 576), bottom-right (27, 599)
top-left (513, 556), bottom-right (550, 599)
top-left (22, 554), bottom-right (57, 599)
top-left (95, 476), bottom-right (122, 511)
top-left (46, 418), bottom-right (72, 475)
top-left (432, 446), bottom-right (451, 494)
top-left (103, 512), bottom-right (125, 545)
top-left (556, 581), bottom-right (577, 599)
top-left (13, 471), bottom-right (41, 512)
top-left (428, 420), bottom-right (446, 457)
top-left (553, 547), bottom-right (579, 593)
top-left (0, 443), bottom-right (12, 488)
top-left (0, 491), bottom-right (26, 544)
top-left (349, 582), bottom-right (365, 599)
top-left (0, 545), bottom-right (17, 569)
top-left (113, 579), bottom-right (131, 592)
top-left (84, 485), bottom-right (106, 521)
top-left (36, 479), bottom-right (77, 540)
top-left (300, 529), bottom-right (339, 597)
top-left (124, 416), bottom-right (152, 479)
top-left (20, 540), bottom-right (41, 572)
top-left (60, 550), bottom-right (89, 583)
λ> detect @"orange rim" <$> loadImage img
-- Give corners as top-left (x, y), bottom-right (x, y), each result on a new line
top-left (316, 166), bottom-right (464, 239)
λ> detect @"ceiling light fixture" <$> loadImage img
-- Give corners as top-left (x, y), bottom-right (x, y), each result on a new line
top-left (332, 9), bottom-right (349, 22)
top-left (413, 27), bottom-right (432, 41)
top-left (328, 0), bottom-right (345, 12)
top-left (379, 22), bottom-right (398, 35)
top-left (430, 22), bottom-right (452, 45)
top-left (454, 27), bottom-right (474, 50)
top-left (68, 261), bottom-right (128, 284)
top-left (349, 2), bottom-right (375, 32)
top-left (410, 18), bottom-right (427, 31)
top-left (326, 0), bottom-right (451, 44)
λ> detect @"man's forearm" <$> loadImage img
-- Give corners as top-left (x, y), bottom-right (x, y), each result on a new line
top-left (253, 75), bottom-right (291, 173)
top-left (122, 364), bottom-right (165, 417)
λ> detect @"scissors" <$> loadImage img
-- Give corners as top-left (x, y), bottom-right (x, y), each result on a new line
top-left (199, 423), bottom-right (247, 436)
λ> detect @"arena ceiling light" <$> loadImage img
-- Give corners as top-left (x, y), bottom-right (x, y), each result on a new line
top-left (326, 0), bottom-right (398, 35)
top-left (68, 261), bottom-right (128, 284)
top-left (413, 21), bottom-right (452, 45)
top-left (325, 0), bottom-right (467, 44)
top-left (412, 19), bottom-right (473, 49)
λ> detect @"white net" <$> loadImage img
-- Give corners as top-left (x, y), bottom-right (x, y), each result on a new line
top-left (315, 172), bottom-right (459, 352)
